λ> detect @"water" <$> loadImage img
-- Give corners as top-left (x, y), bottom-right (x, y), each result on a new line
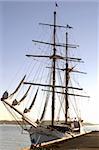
top-left (83, 124), bottom-right (99, 132)
top-left (0, 125), bottom-right (31, 150)
top-left (0, 124), bottom-right (99, 150)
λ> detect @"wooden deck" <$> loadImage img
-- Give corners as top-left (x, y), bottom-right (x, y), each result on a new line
top-left (22, 131), bottom-right (99, 150)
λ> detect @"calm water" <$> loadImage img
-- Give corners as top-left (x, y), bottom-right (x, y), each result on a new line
top-left (0, 124), bottom-right (99, 150)
top-left (0, 125), bottom-right (31, 150)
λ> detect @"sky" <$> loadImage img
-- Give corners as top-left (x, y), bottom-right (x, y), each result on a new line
top-left (0, 0), bottom-right (99, 123)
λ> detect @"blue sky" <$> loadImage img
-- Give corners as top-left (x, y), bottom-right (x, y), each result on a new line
top-left (0, 1), bottom-right (99, 123)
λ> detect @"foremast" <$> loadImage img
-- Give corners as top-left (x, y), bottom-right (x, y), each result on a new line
top-left (25, 11), bottom-right (58, 127)
top-left (52, 11), bottom-right (56, 126)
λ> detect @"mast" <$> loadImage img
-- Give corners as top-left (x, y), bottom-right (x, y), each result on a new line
top-left (65, 32), bottom-right (69, 124)
top-left (52, 11), bottom-right (56, 126)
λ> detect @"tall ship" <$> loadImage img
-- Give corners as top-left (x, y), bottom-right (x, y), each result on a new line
top-left (1, 5), bottom-right (89, 149)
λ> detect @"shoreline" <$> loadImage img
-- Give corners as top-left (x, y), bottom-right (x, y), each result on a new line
top-left (0, 120), bottom-right (99, 125)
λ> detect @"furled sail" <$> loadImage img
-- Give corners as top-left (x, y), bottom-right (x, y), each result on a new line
top-left (12, 99), bottom-right (18, 106)
top-left (12, 85), bottom-right (31, 106)
top-left (18, 85), bottom-right (31, 103)
top-left (24, 88), bottom-right (39, 113)
top-left (10, 75), bottom-right (26, 96)
top-left (40, 92), bottom-right (49, 121)
top-left (1, 91), bottom-right (8, 101)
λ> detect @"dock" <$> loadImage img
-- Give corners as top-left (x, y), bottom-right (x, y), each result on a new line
top-left (22, 131), bottom-right (99, 150)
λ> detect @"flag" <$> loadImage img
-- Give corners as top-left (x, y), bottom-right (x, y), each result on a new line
top-left (55, 2), bottom-right (58, 7)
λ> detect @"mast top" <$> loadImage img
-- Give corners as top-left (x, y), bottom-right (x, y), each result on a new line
top-left (54, 2), bottom-right (59, 12)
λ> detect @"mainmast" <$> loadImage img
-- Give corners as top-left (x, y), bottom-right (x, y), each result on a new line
top-left (52, 11), bottom-right (56, 126)
top-left (65, 32), bottom-right (69, 124)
